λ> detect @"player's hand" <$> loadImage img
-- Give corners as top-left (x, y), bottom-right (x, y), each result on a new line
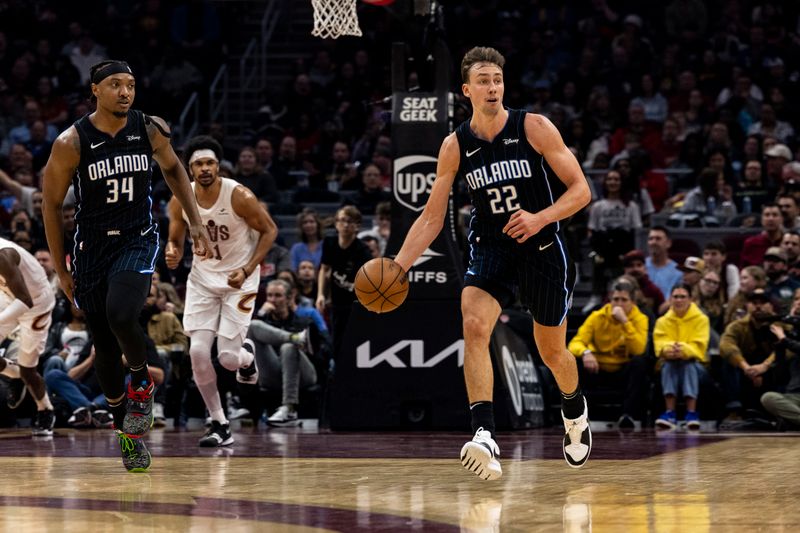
top-left (58, 270), bottom-right (75, 305)
top-left (227, 268), bottom-right (246, 289)
top-left (502, 210), bottom-right (547, 243)
top-left (165, 241), bottom-right (183, 270)
top-left (189, 224), bottom-right (213, 260)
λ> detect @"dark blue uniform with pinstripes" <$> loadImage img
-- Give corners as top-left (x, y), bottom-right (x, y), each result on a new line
top-left (455, 109), bottom-right (575, 326)
top-left (71, 109), bottom-right (159, 311)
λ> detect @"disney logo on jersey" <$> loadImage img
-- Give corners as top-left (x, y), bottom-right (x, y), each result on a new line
top-left (127, 135), bottom-right (141, 141)
top-left (205, 219), bottom-right (229, 242)
top-left (503, 138), bottom-right (519, 145)
top-left (464, 159), bottom-right (532, 190)
top-left (394, 155), bottom-right (437, 212)
top-left (87, 154), bottom-right (150, 181)
top-left (398, 96), bottom-right (438, 122)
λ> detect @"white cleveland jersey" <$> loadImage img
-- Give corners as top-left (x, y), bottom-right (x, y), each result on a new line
top-left (0, 237), bottom-right (52, 305)
top-left (182, 177), bottom-right (259, 284)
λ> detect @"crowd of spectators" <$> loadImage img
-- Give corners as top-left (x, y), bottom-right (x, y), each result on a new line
top-left (2, 1), bottom-right (800, 429)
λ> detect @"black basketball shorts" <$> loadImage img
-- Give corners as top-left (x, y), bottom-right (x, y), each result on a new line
top-left (72, 223), bottom-right (160, 312)
top-left (463, 233), bottom-right (575, 326)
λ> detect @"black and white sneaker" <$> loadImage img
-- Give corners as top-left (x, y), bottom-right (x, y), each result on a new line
top-left (92, 409), bottom-right (114, 429)
top-left (32, 409), bottom-right (55, 437)
top-left (198, 420), bottom-right (234, 447)
top-left (562, 397), bottom-right (592, 468)
top-left (460, 427), bottom-right (502, 480)
top-left (68, 406), bottom-right (93, 428)
top-left (291, 327), bottom-right (314, 355)
top-left (236, 339), bottom-right (259, 385)
top-left (6, 378), bottom-right (27, 409)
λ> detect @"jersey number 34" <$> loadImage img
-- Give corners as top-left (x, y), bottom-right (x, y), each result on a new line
top-left (106, 176), bottom-right (134, 204)
top-left (487, 184), bottom-right (520, 214)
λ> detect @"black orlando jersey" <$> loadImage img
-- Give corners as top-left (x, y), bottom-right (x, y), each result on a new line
top-left (454, 108), bottom-right (566, 245)
top-left (73, 110), bottom-right (155, 235)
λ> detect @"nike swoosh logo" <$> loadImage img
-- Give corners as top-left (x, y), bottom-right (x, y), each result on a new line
top-left (141, 225), bottom-right (154, 236)
top-left (466, 148), bottom-right (481, 157)
top-left (90, 141), bottom-right (106, 149)
top-left (538, 241), bottom-right (553, 251)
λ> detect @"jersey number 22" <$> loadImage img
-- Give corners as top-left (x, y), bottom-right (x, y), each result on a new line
top-left (487, 185), bottom-right (520, 214)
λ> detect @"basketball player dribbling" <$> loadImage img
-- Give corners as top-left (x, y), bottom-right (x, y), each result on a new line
top-left (0, 237), bottom-right (56, 436)
top-left (394, 47), bottom-right (593, 480)
top-left (42, 60), bottom-right (213, 472)
top-left (165, 135), bottom-right (277, 447)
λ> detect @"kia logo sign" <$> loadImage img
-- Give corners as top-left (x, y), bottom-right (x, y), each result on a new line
top-left (394, 155), bottom-right (437, 212)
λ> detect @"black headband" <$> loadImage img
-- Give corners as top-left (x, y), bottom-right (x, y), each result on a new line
top-left (91, 62), bottom-right (134, 84)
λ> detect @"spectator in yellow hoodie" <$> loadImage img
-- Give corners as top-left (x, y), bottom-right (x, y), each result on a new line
top-left (653, 284), bottom-right (710, 430)
top-left (568, 278), bottom-right (649, 428)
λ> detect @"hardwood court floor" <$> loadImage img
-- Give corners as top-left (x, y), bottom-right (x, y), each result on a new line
top-left (1, 423), bottom-right (799, 532)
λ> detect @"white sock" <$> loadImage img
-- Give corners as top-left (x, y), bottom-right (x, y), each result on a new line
top-left (196, 379), bottom-right (228, 424)
top-left (0, 358), bottom-right (20, 379)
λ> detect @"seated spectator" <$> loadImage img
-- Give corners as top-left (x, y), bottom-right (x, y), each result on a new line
top-left (358, 201), bottom-right (391, 256)
top-left (44, 344), bottom-right (111, 428)
top-left (622, 249), bottom-right (664, 316)
top-left (679, 167), bottom-right (737, 221)
top-left (233, 146), bottom-right (279, 203)
top-left (761, 292), bottom-right (800, 429)
top-left (740, 203), bottom-right (783, 267)
top-left (646, 226), bottom-right (684, 301)
top-left (343, 163), bottom-right (391, 215)
top-left (296, 260), bottom-right (319, 304)
top-left (725, 265), bottom-right (767, 324)
top-left (290, 208), bottom-right (323, 270)
top-left (248, 279), bottom-right (319, 426)
top-left (142, 284), bottom-right (188, 426)
top-left (693, 269), bottom-right (726, 333)
top-left (568, 278), bottom-right (650, 427)
top-left (734, 160), bottom-right (770, 214)
top-left (748, 103), bottom-right (794, 144)
top-left (702, 241), bottom-right (739, 300)
top-left (361, 235), bottom-right (380, 258)
top-left (653, 284), bottom-right (710, 430)
top-left (720, 288), bottom-right (780, 422)
top-left (777, 193), bottom-right (800, 231)
top-left (317, 141), bottom-right (358, 192)
top-left (763, 246), bottom-right (800, 314)
top-left (780, 231), bottom-right (800, 267)
top-left (152, 270), bottom-right (184, 317)
top-left (677, 257), bottom-right (705, 291)
top-left (584, 169), bottom-right (642, 311)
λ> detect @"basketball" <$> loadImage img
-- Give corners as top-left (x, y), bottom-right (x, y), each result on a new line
top-left (354, 257), bottom-right (409, 313)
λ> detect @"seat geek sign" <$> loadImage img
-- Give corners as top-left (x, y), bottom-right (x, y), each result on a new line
top-left (398, 96), bottom-right (439, 122)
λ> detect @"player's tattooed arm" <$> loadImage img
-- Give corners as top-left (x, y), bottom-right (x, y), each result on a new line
top-left (146, 114), bottom-right (213, 260)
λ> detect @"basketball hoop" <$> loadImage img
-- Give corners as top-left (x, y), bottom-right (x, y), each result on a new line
top-left (311, 0), bottom-right (362, 39)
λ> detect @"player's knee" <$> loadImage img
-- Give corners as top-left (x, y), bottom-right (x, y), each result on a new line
top-left (463, 314), bottom-right (493, 342)
top-left (106, 303), bottom-right (139, 332)
top-left (189, 345), bottom-right (215, 384)
top-left (217, 350), bottom-right (240, 372)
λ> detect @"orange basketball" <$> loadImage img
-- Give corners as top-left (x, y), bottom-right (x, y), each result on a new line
top-left (354, 257), bottom-right (409, 313)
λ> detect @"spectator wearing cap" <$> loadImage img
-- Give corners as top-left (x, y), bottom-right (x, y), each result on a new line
top-left (623, 249), bottom-right (664, 315)
top-left (740, 203), bottom-right (783, 267)
top-left (568, 277), bottom-right (650, 428)
top-left (646, 226), bottom-right (684, 300)
top-left (679, 256), bottom-right (706, 289)
top-left (719, 288), bottom-right (780, 422)
top-left (765, 143), bottom-right (792, 189)
top-left (653, 284), bottom-right (710, 430)
top-left (763, 246), bottom-right (800, 313)
top-left (760, 288), bottom-right (800, 429)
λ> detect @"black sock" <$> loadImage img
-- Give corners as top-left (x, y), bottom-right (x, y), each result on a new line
top-left (108, 399), bottom-right (126, 430)
top-left (561, 387), bottom-right (585, 419)
top-left (470, 401), bottom-right (495, 439)
top-left (129, 363), bottom-right (150, 388)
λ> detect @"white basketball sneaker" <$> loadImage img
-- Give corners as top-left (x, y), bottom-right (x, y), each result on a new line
top-left (562, 397), bottom-right (592, 468)
top-left (460, 427), bottom-right (502, 480)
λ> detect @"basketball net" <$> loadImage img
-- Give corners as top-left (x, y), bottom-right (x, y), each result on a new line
top-left (311, 0), bottom-right (362, 39)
